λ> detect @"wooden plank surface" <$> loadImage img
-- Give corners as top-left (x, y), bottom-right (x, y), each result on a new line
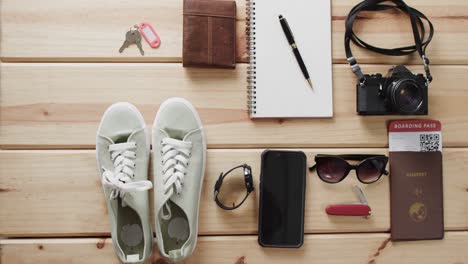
top-left (2, 0), bottom-right (468, 262)
top-left (1, 148), bottom-right (467, 237)
top-left (2, 63), bottom-right (468, 148)
top-left (1, 232), bottom-right (467, 264)
top-left (1, 0), bottom-right (467, 64)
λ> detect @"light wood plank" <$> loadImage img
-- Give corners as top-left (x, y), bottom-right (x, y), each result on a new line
top-left (1, 0), bottom-right (467, 64)
top-left (1, 63), bottom-right (468, 148)
top-left (1, 232), bottom-right (467, 264)
top-left (1, 148), bottom-right (467, 237)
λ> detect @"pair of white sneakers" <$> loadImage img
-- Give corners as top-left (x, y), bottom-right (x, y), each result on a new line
top-left (96, 98), bottom-right (206, 263)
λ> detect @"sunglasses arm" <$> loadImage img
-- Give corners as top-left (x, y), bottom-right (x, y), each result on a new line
top-left (309, 164), bottom-right (317, 172)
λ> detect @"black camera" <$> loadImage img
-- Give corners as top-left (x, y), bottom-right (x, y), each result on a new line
top-left (345, 0), bottom-right (434, 116)
top-left (357, 66), bottom-right (428, 115)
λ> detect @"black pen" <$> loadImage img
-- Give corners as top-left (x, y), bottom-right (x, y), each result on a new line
top-left (278, 14), bottom-right (313, 90)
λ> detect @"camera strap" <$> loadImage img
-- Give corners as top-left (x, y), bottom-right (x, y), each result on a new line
top-left (344, 0), bottom-right (434, 84)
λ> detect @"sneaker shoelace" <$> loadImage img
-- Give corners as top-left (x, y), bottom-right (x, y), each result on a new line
top-left (101, 142), bottom-right (153, 200)
top-left (159, 138), bottom-right (193, 220)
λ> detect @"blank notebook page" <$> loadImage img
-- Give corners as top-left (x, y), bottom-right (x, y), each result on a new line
top-left (252, 0), bottom-right (333, 118)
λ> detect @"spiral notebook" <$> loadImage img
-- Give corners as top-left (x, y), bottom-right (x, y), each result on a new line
top-left (246, 0), bottom-right (333, 118)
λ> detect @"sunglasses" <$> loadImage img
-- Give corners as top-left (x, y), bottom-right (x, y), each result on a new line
top-left (309, 154), bottom-right (389, 184)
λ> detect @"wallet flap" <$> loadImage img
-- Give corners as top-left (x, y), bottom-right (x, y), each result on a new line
top-left (184, 0), bottom-right (236, 18)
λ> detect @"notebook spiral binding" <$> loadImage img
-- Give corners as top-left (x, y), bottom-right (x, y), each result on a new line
top-left (246, 0), bottom-right (257, 115)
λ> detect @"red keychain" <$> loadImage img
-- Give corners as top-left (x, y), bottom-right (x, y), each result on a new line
top-left (326, 186), bottom-right (371, 217)
top-left (137, 22), bottom-right (161, 48)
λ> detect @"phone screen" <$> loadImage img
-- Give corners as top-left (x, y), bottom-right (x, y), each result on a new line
top-left (258, 150), bottom-right (306, 247)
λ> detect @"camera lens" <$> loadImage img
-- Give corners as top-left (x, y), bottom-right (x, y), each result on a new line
top-left (390, 79), bottom-right (423, 114)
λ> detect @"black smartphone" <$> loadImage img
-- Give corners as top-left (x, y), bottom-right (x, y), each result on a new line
top-left (258, 150), bottom-right (307, 248)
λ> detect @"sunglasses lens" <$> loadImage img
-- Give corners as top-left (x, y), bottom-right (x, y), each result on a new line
top-left (317, 157), bottom-right (348, 183)
top-left (358, 159), bottom-right (386, 183)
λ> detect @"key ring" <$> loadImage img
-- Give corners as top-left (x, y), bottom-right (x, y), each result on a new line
top-left (213, 164), bottom-right (254, 210)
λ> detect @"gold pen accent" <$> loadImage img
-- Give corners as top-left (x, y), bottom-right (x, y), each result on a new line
top-left (307, 79), bottom-right (314, 90)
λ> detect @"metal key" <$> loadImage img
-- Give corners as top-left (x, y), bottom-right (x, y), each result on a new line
top-left (119, 30), bottom-right (136, 53)
top-left (118, 29), bottom-right (144, 55)
top-left (133, 31), bottom-right (144, 56)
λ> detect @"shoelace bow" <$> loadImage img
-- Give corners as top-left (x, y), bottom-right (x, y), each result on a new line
top-left (159, 138), bottom-right (192, 220)
top-left (101, 142), bottom-right (153, 201)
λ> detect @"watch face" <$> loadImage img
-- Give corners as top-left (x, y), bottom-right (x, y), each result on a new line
top-left (244, 166), bottom-right (254, 192)
top-left (244, 166), bottom-right (251, 176)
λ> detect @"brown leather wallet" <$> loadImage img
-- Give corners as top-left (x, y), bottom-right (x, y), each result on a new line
top-left (183, 0), bottom-right (236, 68)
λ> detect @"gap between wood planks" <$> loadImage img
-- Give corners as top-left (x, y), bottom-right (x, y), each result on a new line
top-left (2, 145), bottom-right (468, 150)
top-left (2, 230), bottom-right (465, 240)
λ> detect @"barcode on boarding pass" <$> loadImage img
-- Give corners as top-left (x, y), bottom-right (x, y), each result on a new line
top-left (420, 134), bottom-right (440, 152)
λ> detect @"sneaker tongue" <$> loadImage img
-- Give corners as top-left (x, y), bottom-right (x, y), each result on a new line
top-left (109, 130), bottom-right (133, 143)
top-left (163, 127), bottom-right (186, 140)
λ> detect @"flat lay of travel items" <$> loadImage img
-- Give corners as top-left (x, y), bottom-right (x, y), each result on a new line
top-left (102, 0), bottom-right (443, 263)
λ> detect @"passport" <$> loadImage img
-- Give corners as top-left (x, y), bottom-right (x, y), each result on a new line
top-left (389, 151), bottom-right (444, 240)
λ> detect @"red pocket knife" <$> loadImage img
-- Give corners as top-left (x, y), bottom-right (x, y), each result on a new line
top-left (326, 186), bottom-right (371, 217)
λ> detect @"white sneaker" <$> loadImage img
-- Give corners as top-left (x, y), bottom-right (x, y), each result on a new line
top-left (96, 102), bottom-right (153, 264)
top-left (152, 98), bottom-right (207, 262)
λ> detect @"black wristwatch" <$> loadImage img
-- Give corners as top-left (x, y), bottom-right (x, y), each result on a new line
top-left (213, 164), bottom-right (254, 210)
